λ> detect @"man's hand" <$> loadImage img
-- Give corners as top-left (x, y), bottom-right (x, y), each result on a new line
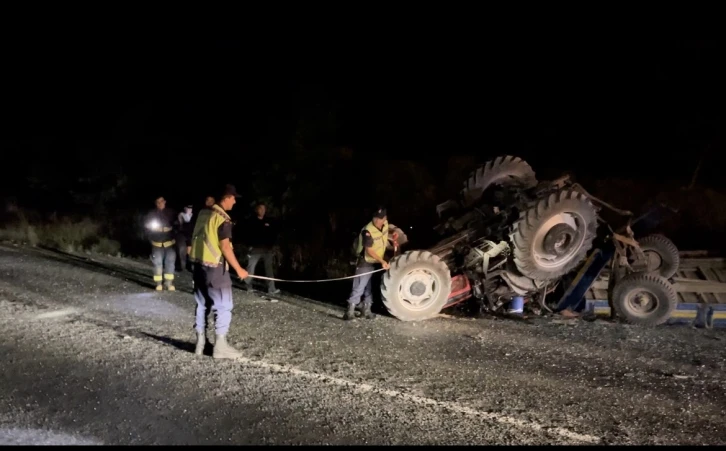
top-left (381, 261), bottom-right (390, 270)
top-left (186, 246), bottom-right (191, 255)
top-left (236, 267), bottom-right (249, 279)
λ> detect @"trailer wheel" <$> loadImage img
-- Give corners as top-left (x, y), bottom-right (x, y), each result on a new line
top-left (381, 250), bottom-right (452, 321)
top-left (510, 189), bottom-right (598, 282)
top-left (461, 155), bottom-right (538, 207)
top-left (611, 273), bottom-right (677, 326)
top-left (632, 234), bottom-right (680, 279)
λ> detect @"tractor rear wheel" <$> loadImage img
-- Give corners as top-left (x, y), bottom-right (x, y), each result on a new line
top-left (510, 189), bottom-right (598, 282)
top-left (381, 250), bottom-right (452, 321)
top-left (461, 155), bottom-right (537, 207)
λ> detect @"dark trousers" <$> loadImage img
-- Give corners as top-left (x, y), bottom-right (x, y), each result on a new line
top-left (176, 236), bottom-right (189, 272)
top-left (347, 261), bottom-right (380, 306)
top-left (245, 249), bottom-right (276, 292)
top-left (193, 281), bottom-right (234, 336)
top-left (151, 245), bottom-right (176, 286)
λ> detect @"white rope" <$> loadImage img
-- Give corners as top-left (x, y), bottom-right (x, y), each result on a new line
top-left (245, 268), bottom-right (386, 283)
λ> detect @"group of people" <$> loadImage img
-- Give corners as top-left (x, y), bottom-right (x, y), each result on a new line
top-left (144, 184), bottom-right (395, 360)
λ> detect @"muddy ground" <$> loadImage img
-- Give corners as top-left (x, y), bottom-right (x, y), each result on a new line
top-left (0, 243), bottom-right (725, 445)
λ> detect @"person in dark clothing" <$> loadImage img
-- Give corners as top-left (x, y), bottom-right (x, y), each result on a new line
top-left (175, 204), bottom-right (194, 272)
top-left (243, 202), bottom-right (280, 295)
top-left (144, 196), bottom-right (178, 291)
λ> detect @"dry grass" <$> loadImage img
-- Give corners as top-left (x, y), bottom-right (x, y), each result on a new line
top-left (0, 210), bottom-right (121, 256)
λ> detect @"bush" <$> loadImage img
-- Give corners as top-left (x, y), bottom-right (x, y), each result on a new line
top-left (0, 209), bottom-right (122, 256)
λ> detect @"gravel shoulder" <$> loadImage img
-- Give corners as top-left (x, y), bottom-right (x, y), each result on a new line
top-left (1, 244), bottom-right (725, 445)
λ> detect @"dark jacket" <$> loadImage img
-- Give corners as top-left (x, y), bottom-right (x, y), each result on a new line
top-left (145, 208), bottom-right (177, 245)
top-left (246, 215), bottom-right (278, 250)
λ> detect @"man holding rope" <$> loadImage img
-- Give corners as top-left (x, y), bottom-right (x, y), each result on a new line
top-left (345, 207), bottom-right (392, 321)
top-left (189, 184), bottom-right (248, 359)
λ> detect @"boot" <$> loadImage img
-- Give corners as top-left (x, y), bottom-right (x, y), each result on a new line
top-left (155, 284), bottom-right (163, 291)
top-left (194, 332), bottom-right (206, 356)
top-left (165, 280), bottom-right (176, 291)
top-left (343, 303), bottom-right (356, 321)
top-left (362, 302), bottom-right (375, 320)
top-left (213, 334), bottom-right (242, 359)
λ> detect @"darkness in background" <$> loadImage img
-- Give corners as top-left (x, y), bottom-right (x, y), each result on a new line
top-left (1, 35), bottom-right (721, 254)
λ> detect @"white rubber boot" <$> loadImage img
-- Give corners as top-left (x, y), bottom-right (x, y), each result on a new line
top-left (212, 335), bottom-right (242, 359)
top-left (194, 332), bottom-right (206, 356)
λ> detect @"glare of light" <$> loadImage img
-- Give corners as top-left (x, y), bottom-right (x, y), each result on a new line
top-left (146, 220), bottom-right (161, 230)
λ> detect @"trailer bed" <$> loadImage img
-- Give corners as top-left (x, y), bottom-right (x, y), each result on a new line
top-left (585, 252), bottom-right (726, 327)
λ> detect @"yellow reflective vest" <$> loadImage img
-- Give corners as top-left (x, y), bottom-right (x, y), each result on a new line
top-left (189, 205), bottom-right (233, 268)
top-left (355, 220), bottom-right (389, 264)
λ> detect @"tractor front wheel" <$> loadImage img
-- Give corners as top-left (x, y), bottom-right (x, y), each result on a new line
top-left (381, 250), bottom-right (452, 321)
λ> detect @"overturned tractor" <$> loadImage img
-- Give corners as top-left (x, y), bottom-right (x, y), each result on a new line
top-left (380, 156), bottom-right (680, 326)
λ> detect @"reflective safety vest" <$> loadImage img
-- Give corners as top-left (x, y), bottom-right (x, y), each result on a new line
top-left (189, 205), bottom-right (233, 268)
top-left (355, 220), bottom-right (389, 264)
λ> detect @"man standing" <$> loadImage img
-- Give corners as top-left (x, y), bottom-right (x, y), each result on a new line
top-left (345, 207), bottom-right (391, 321)
top-left (176, 204), bottom-right (194, 272)
top-left (244, 202), bottom-right (280, 295)
top-left (189, 184), bottom-right (248, 359)
top-left (144, 196), bottom-right (177, 291)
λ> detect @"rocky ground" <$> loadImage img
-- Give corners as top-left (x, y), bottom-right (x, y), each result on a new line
top-left (0, 243), bottom-right (725, 445)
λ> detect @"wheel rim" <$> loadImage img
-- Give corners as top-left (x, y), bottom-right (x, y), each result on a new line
top-left (398, 268), bottom-right (441, 311)
top-left (531, 212), bottom-right (587, 269)
top-left (623, 288), bottom-right (659, 318)
top-left (643, 250), bottom-right (664, 272)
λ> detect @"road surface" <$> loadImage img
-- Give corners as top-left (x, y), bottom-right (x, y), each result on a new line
top-left (0, 244), bottom-right (725, 445)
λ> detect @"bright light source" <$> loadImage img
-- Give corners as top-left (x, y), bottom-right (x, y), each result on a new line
top-left (146, 220), bottom-right (161, 231)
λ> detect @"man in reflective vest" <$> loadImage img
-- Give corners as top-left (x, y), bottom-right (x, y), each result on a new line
top-left (144, 196), bottom-right (178, 291)
top-left (345, 207), bottom-right (390, 321)
top-left (189, 184), bottom-right (248, 359)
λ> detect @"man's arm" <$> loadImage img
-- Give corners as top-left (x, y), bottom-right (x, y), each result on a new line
top-left (220, 238), bottom-right (248, 279)
top-left (362, 230), bottom-right (389, 269)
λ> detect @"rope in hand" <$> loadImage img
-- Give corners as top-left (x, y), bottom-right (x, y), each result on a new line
top-left (244, 267), bottom-right (387, 283)
top-left (241, 241), bottom-right (398, 283)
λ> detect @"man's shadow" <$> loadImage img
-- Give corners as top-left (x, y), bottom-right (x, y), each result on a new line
top-left (141, 332), bottom-right (197, 353)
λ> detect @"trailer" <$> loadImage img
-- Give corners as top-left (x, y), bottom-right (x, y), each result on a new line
top-left (584, 254), bottom-right (726, 328)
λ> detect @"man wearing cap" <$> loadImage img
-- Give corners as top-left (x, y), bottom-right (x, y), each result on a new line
top-left (176, 204), bottom-right (194, 273)
top-left (144, 196), bottom-right (178, 291)
top-left (189, 184), bottom-right (248, 359)
top-left (345, 207), bottom-right (391, 321)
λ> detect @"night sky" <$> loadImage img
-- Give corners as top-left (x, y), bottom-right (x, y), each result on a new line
top-left (2, 36), bottom-right (721, 211)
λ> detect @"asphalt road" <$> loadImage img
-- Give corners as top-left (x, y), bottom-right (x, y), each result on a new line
top-left (1, 243), bottom-right (725, 445)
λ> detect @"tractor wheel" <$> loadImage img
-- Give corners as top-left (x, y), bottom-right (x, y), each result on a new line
top-left (510, 189), bottom-right (598, 281)
top-left (632, 234), bottom-right (680, 279)
top-left (381, 250), bottom-right (452, 321)
top-left (611, 272), bottom-right (678, 326)
top-left (461, 155), bottom-right (538, 207)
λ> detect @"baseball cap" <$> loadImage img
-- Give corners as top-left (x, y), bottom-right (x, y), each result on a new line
top-left (373, 207), bottom-right (387, 219)
top-left (220, 184), bottom-right (242, 199)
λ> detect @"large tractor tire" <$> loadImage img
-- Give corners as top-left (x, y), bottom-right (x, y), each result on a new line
top-left (632, 234), bottom-right (680, 279)
top-left (461, 155), bottom-right (538, 207)
top-left (611, 272), bottom-right (678, 326)
top-left (381, 250), bottom-right (452, 321)
top-left (510, 189), bottom-right (598, 282)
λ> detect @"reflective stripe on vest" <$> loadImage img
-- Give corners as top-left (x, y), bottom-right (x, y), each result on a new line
top-left (189, 205), bottom-right (232, 267)
top-left (356, 220), bottom-right (388, 264)
top-left (151, 240), bottom-right (176, 248)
